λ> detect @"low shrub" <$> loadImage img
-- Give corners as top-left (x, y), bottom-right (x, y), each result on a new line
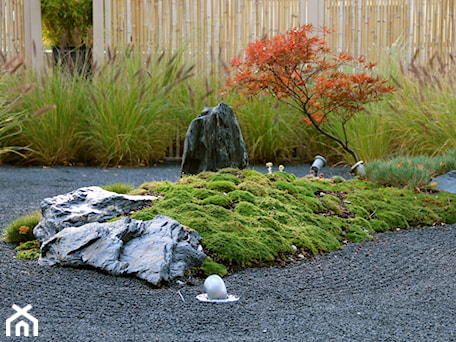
top-left (365, 150), bottom-right (456, 190)
top-left (2, 212), bottom-right (41, 244)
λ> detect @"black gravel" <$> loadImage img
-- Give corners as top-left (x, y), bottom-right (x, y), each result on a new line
top-left (0, 164), bottom-right (455, 342)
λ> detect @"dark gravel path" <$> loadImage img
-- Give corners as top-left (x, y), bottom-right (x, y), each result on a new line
top-left (0, 164), bottom-right (455, 341)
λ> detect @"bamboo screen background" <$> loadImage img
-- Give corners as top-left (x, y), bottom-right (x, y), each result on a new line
top-left (1, 1), bottom-right (456, 69)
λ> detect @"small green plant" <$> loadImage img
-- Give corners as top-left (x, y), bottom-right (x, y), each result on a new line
top-left (2, 212), bottom-right (41, 244)
top-left (198, 258), bottom-right (228, 277)
top-left (15, 240), bottom-right (40, 259)
top-left (365, 150), bottom-right (456, 190)
top-left (102, 183), bottom-right (135, 194)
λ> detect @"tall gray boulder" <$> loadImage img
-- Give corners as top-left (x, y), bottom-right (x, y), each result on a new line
top-left (181, 102), bottom-right (248, 175)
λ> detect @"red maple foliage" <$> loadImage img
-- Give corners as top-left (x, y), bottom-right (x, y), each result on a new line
top-left (225, 24), bottom-right (396, 162)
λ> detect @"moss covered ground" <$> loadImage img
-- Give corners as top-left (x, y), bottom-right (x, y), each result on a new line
top-left (126, 168), bottom-right (456, 271)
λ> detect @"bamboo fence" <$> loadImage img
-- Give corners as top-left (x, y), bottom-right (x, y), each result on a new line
top-left (96, 0), bottom-right (456, 69)
top-left (0, 0), bottom-right (24, 61)
top-left (96, 0), bottom-right (303, 72)
top-left (1, 1), bottom-right (456, 70)
top-left (324, 0), bottom-right (456, 66)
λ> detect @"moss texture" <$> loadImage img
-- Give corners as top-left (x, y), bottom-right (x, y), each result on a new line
top-left (128, 169), bottom-right (456, 269)
top-left (15, 240), bottom-right (40, 259)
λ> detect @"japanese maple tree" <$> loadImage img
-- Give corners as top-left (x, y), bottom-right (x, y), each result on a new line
top-left (225, 24), bottom-right (396, 162)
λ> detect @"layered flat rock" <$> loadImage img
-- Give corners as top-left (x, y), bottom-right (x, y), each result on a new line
top-left (39, 215), bottom-right (206, 286)
top-left (33, 186), bottom-right (159, 243)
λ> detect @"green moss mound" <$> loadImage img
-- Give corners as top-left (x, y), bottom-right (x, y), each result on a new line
top-left (102, 182), bottom-right (135, 194)
top-left (127, 169), bottom-right (456, 270)
top-left (199, 258), bottom-right (228, 277)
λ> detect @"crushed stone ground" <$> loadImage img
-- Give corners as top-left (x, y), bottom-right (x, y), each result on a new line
top-left (0, 164), bottom-right (455, 342)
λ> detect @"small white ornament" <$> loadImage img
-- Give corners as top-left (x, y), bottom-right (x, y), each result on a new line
top-left (204, 274), bottom-right (228, 299)
top-left (197, 275), bottom-right (240, 303)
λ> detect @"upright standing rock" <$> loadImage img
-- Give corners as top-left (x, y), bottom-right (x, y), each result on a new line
top-left (181, 102), bottom-right (248, 175)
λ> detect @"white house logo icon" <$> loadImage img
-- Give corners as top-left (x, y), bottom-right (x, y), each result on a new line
top-left (5, 304), bottom-right (39, 337)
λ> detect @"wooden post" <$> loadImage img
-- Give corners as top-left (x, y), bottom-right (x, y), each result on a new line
top-left (23, 0), bottom-right (43, 72)
top-left (93, 0), bottom-right (105, 67)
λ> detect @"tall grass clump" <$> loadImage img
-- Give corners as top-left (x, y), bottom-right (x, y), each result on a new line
top-left (363, 46), bottom-right (456, 159)
top-left (164, 73), bottom-right (221, 158)
top-left (84, 47), bottom-right (195, 165)
top-left (389, 56), bottom-right (456, 155)
top-left (227, 97), bottom-right (306, 164)
top-left (345, 102), bottom-right (395, 162)
top-left (13, 63), bottom-right (89, 165)
top-left (0, 57), bottom-right (35, 159)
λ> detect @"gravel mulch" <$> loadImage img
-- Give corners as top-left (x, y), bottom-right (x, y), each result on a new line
top-left (0, 164), bottom-right (455, 342)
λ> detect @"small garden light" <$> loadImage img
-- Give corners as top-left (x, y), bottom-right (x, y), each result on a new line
top-left (196, 275), bottom-right (240, 303)
top-left (350, 161), bottom-right (366, 177)
top-left (310, 155), bottom-right (327, 176)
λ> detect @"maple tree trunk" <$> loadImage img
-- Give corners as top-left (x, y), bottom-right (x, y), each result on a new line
top-left (301, 105), bottom-right (360, 163)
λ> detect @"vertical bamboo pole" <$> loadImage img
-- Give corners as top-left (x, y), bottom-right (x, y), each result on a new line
top-left (157, 0), bottom-right (163, 51)
top-left (357, 0), bottom-right (362, 58)
top-left (192, 0), bottom-right (197, 63)
top-left (24, 0), bottom-right (43, 72)
top-left (339, 0), bottom-right (344, 53)
top-left (0, 0), bottom-right (4, 55)
top-left (184, 0), bottom-right (190, 49)
top-left (111, 0), bottom-right (117, 48)
top-left (126, 0), bottom-right (132, 44)
top-left (93, 0), bottom-right (104, 67)
top-left (239, 0), bottom-right (242, 56)
top-left (449, 0), bottom-right (454, 61)
top-left (7, 0), bottom-right (12, 56)
top-left (407, 0), bottom-right (414, 62)
top-left (250, 0), bottom-right (255, 40)
top-left (307, 0), bottom-right (324, 27)
top-left (1, 0), bottom-right (4, 55)
top-left (206, 0), bottom-right (211, 66)
top-left (214, 0), bottom-right (220, 70)
top-left (414, 0), bottom-right (421, 62)
top-left (171, 0), bottom-right (176, 52)
top-left (105, 0), bottom-right (112, 54)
